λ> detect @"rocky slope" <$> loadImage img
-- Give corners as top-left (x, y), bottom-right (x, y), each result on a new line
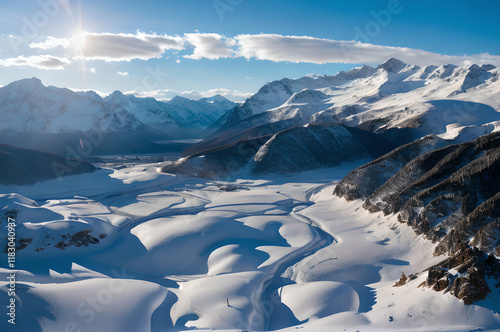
top-left (162, 124), bottom-right (394, 178)
top-left (335, 131), bottom-right (500, 303)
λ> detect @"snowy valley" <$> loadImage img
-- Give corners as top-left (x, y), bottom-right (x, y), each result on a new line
top-left (1, 58), bottom-right (500, 332)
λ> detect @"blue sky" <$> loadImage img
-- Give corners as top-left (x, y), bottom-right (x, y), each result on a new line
top-left (0, 0), bottom-right (499, 101)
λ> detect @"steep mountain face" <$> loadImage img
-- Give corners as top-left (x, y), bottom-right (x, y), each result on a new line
top-left (334, 132), bottom-right (500, 303)
top-left (333, 135), bottom-right (449, 201)
top-left (196, 59), bottom-right (500, 156)
top-left (251, 124), bottom-right (395, 174)
top-left (0, 79), bottom-right (236, 134)
top-left (104, 90), bottom-right (180, 129)
top-left (162, 135), bottom-right (271, 178)
top-left (0, 78), bottom-right (236, 154)
top-left (162, 124), bottom-right (393, 178)
top-left (0, 144), bottom-right (95, 185)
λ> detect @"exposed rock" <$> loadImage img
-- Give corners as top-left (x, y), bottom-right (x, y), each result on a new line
top-left (394, 272), bottom-right (407, 287)
top-left (3, 237), bottom-right (33, 253)
top-left (216, 184), bottom-right (239, 191)
top-left (54, 230), bottom-right (100, 250)
top-left (413, 243), bottom-right (499, 304)
top-left (17, 238), bottom-right (33, 251)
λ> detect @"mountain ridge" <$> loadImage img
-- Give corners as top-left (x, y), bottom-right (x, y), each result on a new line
top-left (195, 58), bottom-right (500, 157)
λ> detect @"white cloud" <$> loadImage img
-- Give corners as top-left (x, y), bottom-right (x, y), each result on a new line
top-left (14, 32), bottom-right (500, 68)
top-left (29, 36), bottom-right (71, 50)
top-left (183, 33), bottom-right (235, 60)
top-left (176, 59), bottom-right (181, 63)
top-left (0, 55), bottom-right (71, 70)
top-left (72, 32), bottom-right (184, 61)
top-left (234, 34), bottom-right (500, 67)
top-left (117, 71), bottom-right (129, 76)
top-left (89, 67), bottom-right (96, 73)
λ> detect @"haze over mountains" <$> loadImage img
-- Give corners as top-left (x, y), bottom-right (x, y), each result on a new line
top-left (0, 78), bottom-right (237, 155)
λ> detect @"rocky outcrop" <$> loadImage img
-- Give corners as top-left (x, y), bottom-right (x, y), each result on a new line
top-left (418, 242), bottom-right (500, 304)
top-left (54, 230), bottom-right (102, 250)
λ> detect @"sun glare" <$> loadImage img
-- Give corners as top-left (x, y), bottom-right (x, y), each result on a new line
top-left (72, 32), bottom-right (87, 52)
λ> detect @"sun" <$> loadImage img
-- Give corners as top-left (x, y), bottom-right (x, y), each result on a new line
top-left (72, 32), bottom-right (87, 54)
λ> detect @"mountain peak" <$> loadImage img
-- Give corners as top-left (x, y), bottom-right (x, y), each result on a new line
top-left (169, 95), bottom-right (189, 103)
top-left (202, 94), bottom-right (229, 103)
top-left (378, 58), bottom-right (408, 73)
top-left (105, 90), bottom-right (127, 102)
top-left (9, 77), bottom-right (44, 90)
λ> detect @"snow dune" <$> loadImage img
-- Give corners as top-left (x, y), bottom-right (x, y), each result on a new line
top-left (1, 165), bottom-right (499, 331)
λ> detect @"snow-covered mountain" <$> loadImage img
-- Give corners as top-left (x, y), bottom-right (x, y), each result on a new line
top-left (198, 58), bottom-right (500, 156)
top-left (0, 78), bottom-right (144, 134)
top-left (0, 77), bottom-right (235, 134)
top-left (103, 91), bottom-right (235, 136)
top-left (0, 78), bottom-right (236, 154)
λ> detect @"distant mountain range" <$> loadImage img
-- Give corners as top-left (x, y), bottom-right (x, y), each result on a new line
top-left (0, 78), bottom-right (237, 155)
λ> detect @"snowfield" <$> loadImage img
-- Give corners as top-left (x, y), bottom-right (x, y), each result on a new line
top-left (1, 164), bottom-right (499, 332)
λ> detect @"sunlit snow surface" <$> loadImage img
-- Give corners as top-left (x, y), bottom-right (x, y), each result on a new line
top-left (1, 164), bottom-right (499, 332)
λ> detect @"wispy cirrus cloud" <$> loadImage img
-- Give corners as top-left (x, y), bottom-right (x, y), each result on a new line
top-left (0, 55), bottom-right (71, 70)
